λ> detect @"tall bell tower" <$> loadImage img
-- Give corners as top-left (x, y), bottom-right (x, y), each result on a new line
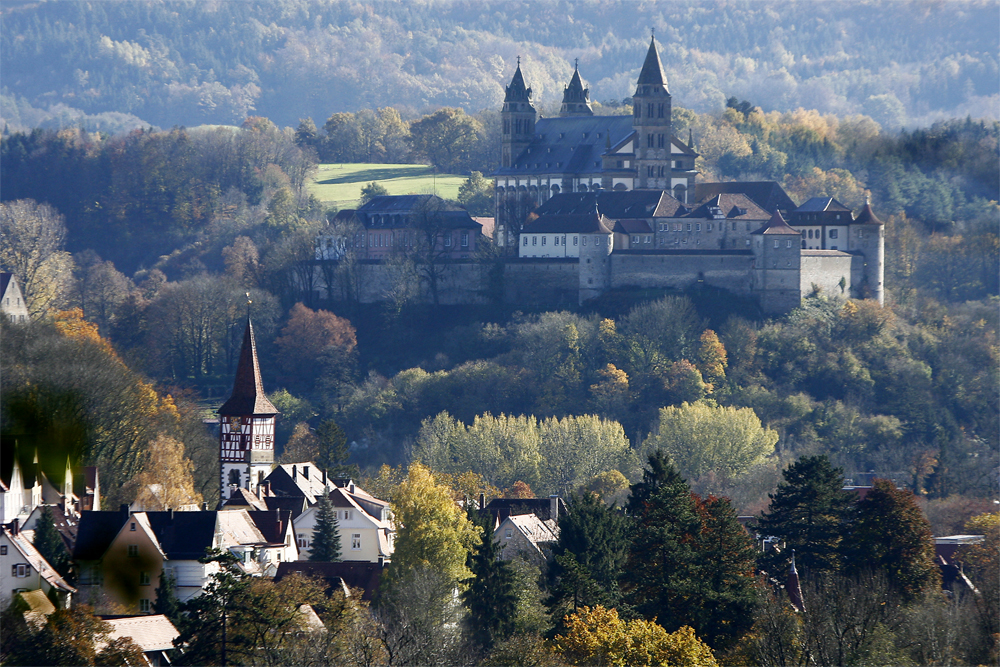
top-left (632, 35), bottom-right (672, 190)
top-left (218, 319), bottom-right (278, 503)
top-left (501, 58), bottom-right (536, 169)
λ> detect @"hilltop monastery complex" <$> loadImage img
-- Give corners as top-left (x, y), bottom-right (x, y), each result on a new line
top-left (318, 37), bottom-right (884, 314)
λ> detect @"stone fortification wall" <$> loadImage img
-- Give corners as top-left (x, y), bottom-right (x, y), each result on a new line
top-left (503, 259), bottom-right (580, 307)
top-left (610, 251), bottom-right (755, 294)
top-left (350, 261), bottom-right (488, 304)
top-left (799, 251), bottom-right (857, 299)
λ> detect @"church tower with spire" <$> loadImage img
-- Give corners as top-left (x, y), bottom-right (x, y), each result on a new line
top-left (218, 319), bottom-right (278, 503)
top-left (560, 62), bottom-right (594, 117)
top-left (632, 35), bottom-right (672, 190)
top-left (501, 59), bottom-right (536, 169)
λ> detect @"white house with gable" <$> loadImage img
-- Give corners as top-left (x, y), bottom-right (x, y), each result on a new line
top-left (293, 483), bottom-right (394, 563)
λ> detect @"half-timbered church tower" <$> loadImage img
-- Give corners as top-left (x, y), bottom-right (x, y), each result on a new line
top-left (218, 319), bottom-right (278, 503)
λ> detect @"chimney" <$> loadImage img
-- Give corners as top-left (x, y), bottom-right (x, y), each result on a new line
top-left (292, 465), bottom-right (297, 479)
top-left (479, 492), bottom-right (485, 510)
top-left (349, 482), bottom-right (355, 494)
top-left (322, 470), bottom-right (327, 485)
top-left (303, 465), bottom-right (309, 480)
top-left (10, 518), bottom-right (18, 536)
top-left (549, 495), bottom-right (559, 522)
top-left (202, 502), bottom-right (209, 511)
top-left (169, 508), bottom-right (175, 521)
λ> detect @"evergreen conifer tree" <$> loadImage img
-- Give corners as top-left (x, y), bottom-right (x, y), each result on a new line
top-left (757, 455), bottom-right (854, 575)
top-left (153, 571), bottom-right (181, 625)
top-left (623, 452), bottom-right (702, 634)
top-left (623, 451), bottom-right (758, 651)
top-left (547, 492), bottom-right (628, 621)
top-left (309, 495), bottom-right (342, 562)
top-left (33, 506), bottom-right (72, 583)
top-left (461, 510), bottom-right (518, 652)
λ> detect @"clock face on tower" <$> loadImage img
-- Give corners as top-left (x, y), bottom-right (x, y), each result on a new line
top-left (230, 416), bottom-right (243, 432)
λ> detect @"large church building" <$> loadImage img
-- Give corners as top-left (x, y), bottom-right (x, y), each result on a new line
top-left (495, 38), bottom-right (697, 248)
top-left (491, 38), bottom-right (884, 312)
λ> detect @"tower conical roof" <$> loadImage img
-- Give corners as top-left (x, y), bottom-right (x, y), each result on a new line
top-left (636, 36), bottom-right (668, 90)
top-left (219, 319), bottom-right (278, 416)
top-left (564, 66), bottom-right (586, 99)
top-left (560, 63), bottom-right (594, 116)
top-left (504, 63), bottom-right (533, 103)
top-left (854, 200), bottom-right (884, 225)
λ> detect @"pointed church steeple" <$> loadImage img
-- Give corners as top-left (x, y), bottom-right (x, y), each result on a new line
top-left (501, 58), bottom-right (537, 169)
top-left (560, 61), bottom-right (594, 117)
top-left (632, 35), bottom-right (672, 189)
top-left (218, 318), bottom-right (278, 503)
top-left (635, 35), bottom-right (669, 93)
top-left (504, 59), bottom-right (534, 106)
top-left (219, 319), bottom-right (277, 416)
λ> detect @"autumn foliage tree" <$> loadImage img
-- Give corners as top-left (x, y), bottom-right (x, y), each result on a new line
top-left (275, 303), bottom-right (357, 383)
top-left (843, 479), bottom-right (940, 600)
top-left (389, 462), bottom-right (481, 587)
top-left (128, 435), bottom-right (203, 510)
top-left (0, 199), bottom-right (75, 318)
top-left (2, 603), bottom-right (145, 667)
top-left (553, 605), bottom-right (718, 667)
top-left (642, 402), bottom-right (777, 479)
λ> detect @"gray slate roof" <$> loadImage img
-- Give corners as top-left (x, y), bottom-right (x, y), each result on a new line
top-left (694, 181), bottom-right (797, 214)
top-left (523, 212), bottom-right (613, 235)
top-left (536, 190), bottom-right (676, 219)
top-left (495, 115), bottom-right (635, 177)
top-left (795, 197), bottom-right (852, 213)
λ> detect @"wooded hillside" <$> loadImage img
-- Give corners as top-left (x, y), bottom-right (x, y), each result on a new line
top-left (1, 0), bottom-right (997, 133)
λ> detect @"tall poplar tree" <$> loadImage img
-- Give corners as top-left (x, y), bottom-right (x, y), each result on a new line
top-left (309, 495), bottom-right (342, 562)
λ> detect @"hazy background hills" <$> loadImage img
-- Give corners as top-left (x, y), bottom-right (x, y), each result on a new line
top-left (2, 0), bottom-right (997, 134)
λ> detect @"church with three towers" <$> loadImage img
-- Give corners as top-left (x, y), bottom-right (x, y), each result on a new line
top-left (494, 37), bottom-right (698, 248)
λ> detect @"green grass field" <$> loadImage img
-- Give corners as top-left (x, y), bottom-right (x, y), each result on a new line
top-left (308, 163), bottom-right (468, 209)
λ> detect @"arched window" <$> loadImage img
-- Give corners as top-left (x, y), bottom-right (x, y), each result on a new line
top-left (673, 184), bottom-right (687, 203)
top-left (228, 469), bottom-right (241, 486)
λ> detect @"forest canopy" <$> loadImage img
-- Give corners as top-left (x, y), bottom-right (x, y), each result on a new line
top-left (1, 0), bottom-right (997, 133)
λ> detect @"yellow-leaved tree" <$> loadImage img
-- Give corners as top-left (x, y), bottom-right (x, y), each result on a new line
top-left (128, 435), bottom-right (203, 511)
top-left (642, 402), bottom-right (777, 479)
top-left (390, 462), bottom-right (481, 586)
top-left (554, 605), bottom-right (718, 667)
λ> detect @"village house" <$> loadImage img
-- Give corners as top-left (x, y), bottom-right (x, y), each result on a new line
top-left (495, 513), bottom-right (559, 568)
top-left (1, 520), bottom-right (75, 608)
top-left (293, 482), bottom-right (393, 562)
top-left (99, 614), bottom-right (180, 667)
top-left (73, 507), bottom-right (292, 613)
top-left (0, 272), bottom-right (29, 324)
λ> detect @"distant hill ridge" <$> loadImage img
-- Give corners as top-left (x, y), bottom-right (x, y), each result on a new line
top-left (1, 0), bottom-right (997, 132)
